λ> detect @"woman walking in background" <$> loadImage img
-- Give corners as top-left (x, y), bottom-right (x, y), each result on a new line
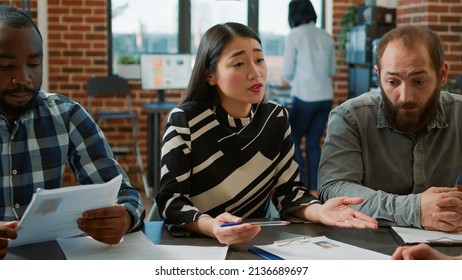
top-left (282, 0), bottom-right (336, 196)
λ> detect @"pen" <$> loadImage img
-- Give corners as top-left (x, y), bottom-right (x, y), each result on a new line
top-left (220, 222), bottom-right (242, 227)
top-left (220, 221), bottom-right (291, 227)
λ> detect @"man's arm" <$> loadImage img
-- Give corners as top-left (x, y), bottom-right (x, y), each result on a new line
top-left (318, 108), bottom-right (421, 227)
top-left (68, 104), bottom-right (145, 239)
top-left (318, 181), bottom-right (421, 227)
top-left (319, 106), bottom-right (462, 231)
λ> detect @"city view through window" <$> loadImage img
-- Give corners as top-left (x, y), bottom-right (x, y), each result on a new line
top-left (111, 0), bottom-right (323, 83)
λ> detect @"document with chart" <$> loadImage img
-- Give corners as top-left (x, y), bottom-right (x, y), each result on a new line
top-left (250, 236), bottom-right (390, 260)
top-left (8, 175), bottom-right (122, 247)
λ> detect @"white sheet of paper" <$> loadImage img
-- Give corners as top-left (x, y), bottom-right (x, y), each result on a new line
top-left (152, 244), bottom-right (228, 260)
top-left (57, 231), bottom-right (228, 260)
top-left (392, 226), bottom-right (462, 244)
top-left (58, 231), bottom-right (157, 260)
top-left (254, 236), bottom-right (390, 260)
top-left (8, 175), bottom-right (122, 247)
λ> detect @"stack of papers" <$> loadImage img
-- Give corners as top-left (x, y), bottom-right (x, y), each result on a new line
top-left (9, 175), bottom-right (123, 247)
top-left (391, 226), bottom-right (462, 245)
top-left (6, 173), bottom-right (229, 260)
top-left (250, 236), bottom-right (390, 260)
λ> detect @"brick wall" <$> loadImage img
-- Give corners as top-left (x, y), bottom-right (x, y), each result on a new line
top-left (397, 0), bottom-right (462, 93)
top-left (6, 0), bottom-right (462, 188)
top-left (45, 0), bottom-right (178, 188)
top-left (332, 0), bottom-right (365, 106)
top-left (48, 0), bottom-right (114, 185)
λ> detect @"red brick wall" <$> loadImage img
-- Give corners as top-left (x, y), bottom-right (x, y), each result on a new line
top-left (8, 0), bottom-right (462, 187)
top-left (45, 0), bottom-right (179, 187)
top-left (332, 0), bottom-right (365, 106)
top-left (397, 0), bottom-right (462, 93)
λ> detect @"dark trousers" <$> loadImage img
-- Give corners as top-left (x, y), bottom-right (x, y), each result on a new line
top-left (289, 97), bottom-right (332, 190)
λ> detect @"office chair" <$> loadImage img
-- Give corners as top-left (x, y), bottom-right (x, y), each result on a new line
top-left (87, 76), bottom-right (151, 198)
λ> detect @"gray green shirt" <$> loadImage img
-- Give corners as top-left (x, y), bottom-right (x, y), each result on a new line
top-left (318, 90), bottom-right (462, 227)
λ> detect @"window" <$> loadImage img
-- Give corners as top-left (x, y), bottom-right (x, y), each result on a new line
top-left (259, 0), bottom-right (324, 84)
top-left (190, 0), bottom-right (248, 53)
top-left (109, 0), bottom-right (325, 78)
top-left (111, 0), bottom-right (179, 76)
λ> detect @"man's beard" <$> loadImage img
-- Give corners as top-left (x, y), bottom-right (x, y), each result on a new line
top-left (0, 86), bottom-right (40, 120)
top-left (381, 85), bottom-right (440, 134)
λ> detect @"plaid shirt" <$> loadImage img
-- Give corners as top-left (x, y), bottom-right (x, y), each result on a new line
top-left (0, 90), bottom-right (145, 231)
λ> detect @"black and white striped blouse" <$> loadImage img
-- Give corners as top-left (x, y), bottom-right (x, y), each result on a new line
top-left (156, 100), bottom-right (318, 229)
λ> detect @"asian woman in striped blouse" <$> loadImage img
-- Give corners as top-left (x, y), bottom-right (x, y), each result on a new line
top-left (156, 22), bottom-right (378, 245)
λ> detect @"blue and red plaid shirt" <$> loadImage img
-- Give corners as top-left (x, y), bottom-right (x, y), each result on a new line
top-left (0, 90), bottom-right (145, 231)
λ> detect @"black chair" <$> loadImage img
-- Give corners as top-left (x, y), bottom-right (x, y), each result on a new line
top-left (87, 76), bottom-right (150, 197)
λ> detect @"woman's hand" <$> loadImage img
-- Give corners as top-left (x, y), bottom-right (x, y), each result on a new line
top-left (392, 243), bottom-right (460, 260)
top-left (299, 197), bottom-right (378, 229)
top-left (213, 213), bottom-right (261, 245)
top-left (318, 197), bottom-right (378, 229)
top-left (185, 212), bottom-right (261, 245)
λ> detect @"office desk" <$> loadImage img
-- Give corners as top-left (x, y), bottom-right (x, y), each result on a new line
top-left (7, 240), bottom-right (65, 260)
top-left (143, 221), bottom-right (462, 260)
top-left (142, 102), bottom-right (177, 195)
top-left (6, 221), bottom-right (462, 260)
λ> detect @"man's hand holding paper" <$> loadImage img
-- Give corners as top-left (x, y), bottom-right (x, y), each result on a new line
top-left (8, 175), bottom-right (123, 247)
top-left (0, 222), bottom-right (18, 259)
top-left (78, 204), bottom-right (131, 245)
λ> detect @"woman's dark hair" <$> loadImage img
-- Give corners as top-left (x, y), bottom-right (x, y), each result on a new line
top-left (0, 5), bottom-right (43, 41)
top-left (288, 0), bottom-right (317, 28)
top-left (181, 22), bottom-right (261, 106)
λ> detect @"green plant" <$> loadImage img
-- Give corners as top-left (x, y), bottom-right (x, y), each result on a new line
top-left (337, 6), bottom-right (357, 53)
top-left (117, 55), bottom-right (140, 64)
top-left (442, 79), bottom-right (456, 93)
